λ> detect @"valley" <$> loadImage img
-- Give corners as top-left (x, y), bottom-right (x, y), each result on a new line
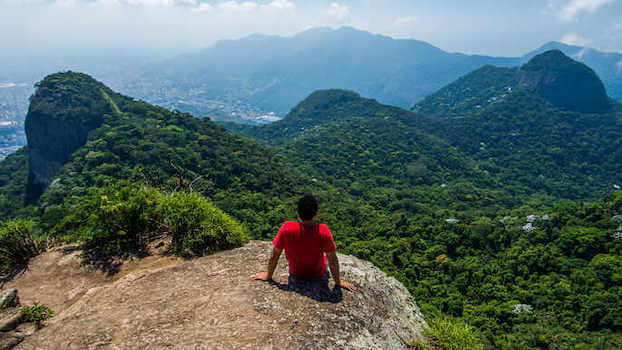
top-left (0, 49), bottom-right (620, 348)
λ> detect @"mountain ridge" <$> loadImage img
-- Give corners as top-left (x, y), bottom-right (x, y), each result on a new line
top-left (1, 54), bottom-right (621, 349)
top-left (126, 27), bottom-right (621, 121)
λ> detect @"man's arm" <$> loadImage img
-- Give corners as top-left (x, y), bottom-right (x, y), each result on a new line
top-left (326, 251), bottom-right (357, 292)
top-left (251, 246), bottom-right (282, 281)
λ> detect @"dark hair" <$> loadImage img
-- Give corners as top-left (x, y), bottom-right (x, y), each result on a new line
top-left (297, 195), bottom-right (318, 221)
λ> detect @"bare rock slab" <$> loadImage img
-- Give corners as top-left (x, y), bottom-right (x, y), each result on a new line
top-left (13, 241), bottom-right (426, 349)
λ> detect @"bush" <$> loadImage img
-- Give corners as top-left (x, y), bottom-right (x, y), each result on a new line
top-left (56, 184), bottom-right (248, 257)
top-left (414, 315), bottom-right (485, 350)
top-left (158, 191), bottom-right (249, 256)
top-left (0, 219), bottom-right (40, 274)
top-left (55, 185), bottom-right (161, 256)
top-left (21, 302), bottom-right (54, 329)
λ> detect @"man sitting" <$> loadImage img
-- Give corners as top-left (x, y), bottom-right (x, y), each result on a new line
top-left (252, 195), bottom-right (357, 292)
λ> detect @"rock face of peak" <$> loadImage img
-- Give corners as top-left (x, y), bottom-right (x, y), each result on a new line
top-left (517, 50), bottom-right (609, 113)
top-left (8, 241), bottom-right (425, 349)
top-left (24, 72), bottom-right (116, 202)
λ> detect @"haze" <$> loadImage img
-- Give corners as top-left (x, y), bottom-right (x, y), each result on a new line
top-left (2, 0), bottom-right (622, 60)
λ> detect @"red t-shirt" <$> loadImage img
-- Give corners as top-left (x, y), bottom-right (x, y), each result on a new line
top-left (272, 221), bottom-right (337, 279)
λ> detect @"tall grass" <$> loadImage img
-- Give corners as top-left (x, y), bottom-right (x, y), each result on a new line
top-left (413, 315), bottom-right (485, 350)
top-left (0, 219), bottom-right (40, 274)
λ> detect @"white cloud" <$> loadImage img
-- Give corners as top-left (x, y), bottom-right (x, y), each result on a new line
top-left (327, 3), bottom-right (349, 20)
top-left (218, 1), bottom-right (259, 11)
top-left (558, 0), bottom-right (613, 21)
top-left (262, 0), bottom-right (294, 10)
top-left (560, 33), bottom-right (592, 46)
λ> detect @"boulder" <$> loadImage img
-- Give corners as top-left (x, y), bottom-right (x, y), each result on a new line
top-left (0, 290), bottom-right (18, 310)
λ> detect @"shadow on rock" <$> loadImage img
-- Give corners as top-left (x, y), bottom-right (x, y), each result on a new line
top-left (78, 249), bottom-right (148, 276)
top-left (269, 274), bottom-right (343, 303)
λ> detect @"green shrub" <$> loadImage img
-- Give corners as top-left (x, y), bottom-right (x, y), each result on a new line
top-left (157, 191), bottom-right (248, 256)
top-left (56, 184), bottom-right (248, 257)
top-left (0, 219), bottom-right (40, 273)
top-left (54, 185), bottom-right (161, 256)
top-left (21, 302), bottom-right (54, 329)
top-left (416, 315), bottom-right (485, 350)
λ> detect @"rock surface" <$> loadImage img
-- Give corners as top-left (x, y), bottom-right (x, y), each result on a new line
top-left (518, 50), bottom-right (609, 113)
top-left (0, 290), bottom-right (18, 310)
top-left (5, 241), bottom-right (425, 349)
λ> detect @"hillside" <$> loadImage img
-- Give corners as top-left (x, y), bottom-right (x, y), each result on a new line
top-left (518, 50), bottom-right (609, 113)
top-left (4, 241), bottom-right (425, 349)
top-left (221, 54), bottom-right (622, 348)
top-left (522, 41), bottom-right (622, 101)
top-left (1, 72), bottom-right (331, 241)
top-left (415, 50), bottom-right (611, 115)
top-left (413, 51), bottom-right (621, 199)
top-left (3, 30), bottom-right (622, 144)
top-left (0, 66), bottom-right (621, 348)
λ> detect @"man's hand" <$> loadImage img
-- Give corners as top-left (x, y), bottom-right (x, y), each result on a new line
top-left (252, 246), bottom-right (282, 282)
top-left (326, 251), bottom-right (358, 292)
top-left (251, 271), bottom-right (271, 281)
top-left (337, 280), bottom-right (357, 292)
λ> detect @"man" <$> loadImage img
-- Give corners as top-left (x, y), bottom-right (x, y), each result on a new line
top-left (251, 195), bottom-right (357, 292)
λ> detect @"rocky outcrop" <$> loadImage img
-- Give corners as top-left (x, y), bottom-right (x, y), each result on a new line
top-left (517, 50), bottom-right (609, 113)
top-left (24, 72), bottom-right (115, 202)
top-left (5, 241), bottom-right (426, 349)
top-left (0, 289), bottom-right (35, 350)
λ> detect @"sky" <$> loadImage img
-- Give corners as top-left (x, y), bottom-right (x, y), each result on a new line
top-left (1, 0), bottom-right (622, 58)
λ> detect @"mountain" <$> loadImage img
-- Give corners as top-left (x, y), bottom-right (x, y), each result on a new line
top-left (24, 72), bottom-right (119, 201)
top-left (413, 51), bottom-right (621, 199)
top-left (2, 72), bottom-right (313, 239)
top-left (225, 89), bottom-right (508, 201)
top-left (522, 41), bottom-right (622, 101)
top-left (231, 51), bottom-right (619, 201)
top-left (221, 54), bottom-right (622, 348)
top-left (133, 26), bottom-right (516, 117)
top-left (4, 30), bottom-right (622, 148)
top-left (415, 50), bottom-right (611, 115)
top-left (518, 50), bottom-right (609, 113)
top-left (129, 29), bottom-right (622, 121)
top-left (1, 62), bottom-right (622, 349)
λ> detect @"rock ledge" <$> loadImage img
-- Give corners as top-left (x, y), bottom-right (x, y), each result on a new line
top-left (7, 241), bottom-right (425, 349)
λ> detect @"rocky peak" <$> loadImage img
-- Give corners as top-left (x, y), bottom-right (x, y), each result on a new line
top-left (5, 241), bottom-right (425, 349)
top-left (24, 72), bottom-right (116, 202)
top-left (517, 50), bottom-right (609, 113)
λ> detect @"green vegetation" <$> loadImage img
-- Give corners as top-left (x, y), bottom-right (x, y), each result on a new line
top-left (53, 184), bottom-right (249, 257)
top-left (415, 49), bottom-right (611, 116)
top-left (413, 316), bottom-right (484, 350)
top-left (21, 302), bottom-right (54, 330)
top-left (156, 190), bottom-right (248, 256)
top-left (413, 65), bottom-right (518, 117)
top-left (0, 53), bottom-right (621, 349)
top-left (0, 219), bottom-right (40, 274)
top-left (519, 50), bottom-right (609, 113)
top-left (0, 148), bottom-right (30, 218)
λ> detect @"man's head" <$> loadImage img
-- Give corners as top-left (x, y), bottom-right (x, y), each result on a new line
top-left (297, 195), bottom-right (318, 222)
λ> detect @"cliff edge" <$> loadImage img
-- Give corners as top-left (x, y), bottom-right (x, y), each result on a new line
top-left (4, 241), bottom-right (425, 349)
